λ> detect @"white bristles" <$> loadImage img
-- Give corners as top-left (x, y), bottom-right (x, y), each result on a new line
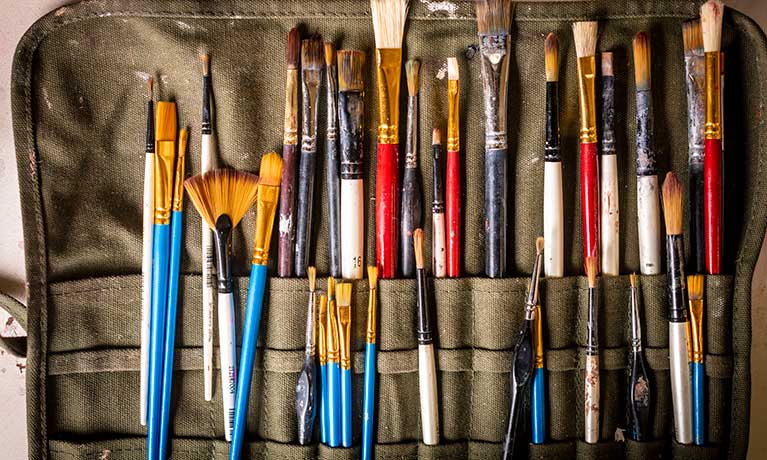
top-left (371, 0), bottom-right (410, 49)
top-left (447, 57), bottom-right (459, 81)
top-left (701, 0), bottom-right (724, 53)
top-left (572, 21), bottom-right (598, 58)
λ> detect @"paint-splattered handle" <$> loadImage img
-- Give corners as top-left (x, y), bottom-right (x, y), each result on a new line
top-left (580, 142), bottom-right (600, 264)
top-left (704, 138), bottom-right (722, 274)
top-left (399, 166), bottom-right (421, 278)
top-left (376, 143), bottom-right (399, 279)
top-left (485, 148), bottom-right (507, 278)
top-left (446, 149), bottom-right (461, 277)
top-left (278, 143), bottom-right (298, 277)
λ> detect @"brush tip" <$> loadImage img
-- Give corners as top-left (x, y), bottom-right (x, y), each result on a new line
top-left (630, 272), bottom-right (637, 288)
top-left (432, 128), bottom-right (441, 145)
top-left (336, 283), bottom-right (352, 306)
top-left (476, 0), bottom-right (513, 34)
top-left (324, 41), bottom-right (336, 66)
top-left (687, 274), bottom-right (704, 300)
top-left (327, 277), bottom-right (336, 296)
top-left (447, 57), bottom-right (459, 81)
top-left (683, 19), bottom-right (704, 53)
top-left (701, 0), bottom-right (724, 52)
top-left (536, 236), bottom-right (544, 255)
top-left (572, 21), bottom-right (598, 58)
top-left (302, 35), bottom-right (324, 70)
top-left (406, 59), bottom-right (421, 96)
top-left (155, 101), bottom-right (177, 142)
top-left (368, 266), bottom-right (378, 288)
top-left (183, 169), bottom-right (260, 229)
top-left (633, 31), bottom-right (651, 90)
top-left (371, 0), bottom-right (410, 48)
top-left (258, 152), bottom-right (283, 187)
top-left (585, 255), bottom-right (598, 287)
top-left (287, 27), bottom-right (301, 68)
top-left (178, 128), bottom-right (189, 155)
top-left (413, 228), bottom-right (425, 269)
top-left (338, 49), bottom-right (366, 92)
top-left (201, 54), bottom-right (210, 76)
top-left (544, 33), bottom-right (559, 81)
top-left (308, 266), bottom-right (317, 291)
top-left (147, 76), bottom-right (154, 98)
top-left (601, 52), bottom-right (613, 76)
top-left (662, 171), bottom-right (684, 235)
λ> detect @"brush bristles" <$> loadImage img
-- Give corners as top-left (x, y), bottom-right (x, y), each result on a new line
top-left (572, 21), bottom-right (597, 58)
top-left (630, 273), bottom-right (637, 288)
top-left (184, 169), bottom-right (260, 230)
top-left (308, 266), bottom-right (317, 291)
top-left (432, 128), bottom-right (441, 145)
top-left (178, 128), bottom-right (189, 157)
top-left (324, 42), bottom-right (336, 67)
top-left (601, 52), bottom-right (613, 77)
top-left (336, 283), bottom-right (352, 307)
top-left (683, 20), bottom-right (704, 54)
top-left (447, 57), bottom-right (459, 81)
top-left (147, 76), bottom-right (154, 98)
top-left (700, 0), bottom-right (724, 53)
top-left (155, 102), bottom-right (177, 142)
top-left (406, 59), bottom-right (421, 96)
top-left (338, 50), bottom-right (366, 92)
top-left (476, 0), bottom-right (512, 34)
top-left (544, 33), bottom-right (559, 81)
top-left (536, 236), bottom-right (544, 255)
top-left (413, 228), bottom-right (425, 269)
top-left (662, 172), bottom-right (684, 235)
top-left (287, 27), bottom-right (301, 69)
top-left (585, 256), bottom-right (598, 288)
top-left (302, 36), bottom-right (324, 71)
top-left (687, 274), bottom-right (704, 300)
top-left (368, 266), bottom-right (378, 288)
top-left (328, 277), bottom-right (336, 297)
top-left (633, 32), bottom-right (651, 91)
top-left (201, 54), bottom-right (210, 77)
top-left (371, 0), bottom-right (410, 49)
top-left (258, 152), bottom-right (283, 187)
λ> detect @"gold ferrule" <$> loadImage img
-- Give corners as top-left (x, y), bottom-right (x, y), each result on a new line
top-left (689, 299), bottom-right (704, 364)
top-left (283, 69), bottom-right (299, 145)
top-left (534, 304), bottom-right (544, 369)
top-left (153, 141), bottom-right (176, 224)
top-left (576, 56), bottom-right (598, 144)
top-left (251, 185), bottom-right (280, 265)
top-left (366, 285), bottom-right (377, 344)
top-left (447, 79), bottom-right (460, 152)
top-left (327, 298), bottom-right (340, 363)
top-left (318, 296), bottom-right (328, 365)
top-left (338, 305), bottom-right (351, 370)
top-left (375, 48), bottom-right (403, 144)
top-left (704, 52), bottom-right (722, 140)
top-left (170, 138), bottom-right (186, 212)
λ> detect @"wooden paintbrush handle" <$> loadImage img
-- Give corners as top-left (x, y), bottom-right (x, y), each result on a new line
top-left (295, 148), bottom-right (317, 277)
top-left (376, 143), bottom-right (399, 279)
top-left (580, 142), bottom-right (600, 264)
top-left (543, 162), bottom-right (563, 277)
top-left (689, 160), bottom-right (706, 274)
top-left (704, 138), bottom-right (722, 274)
top-left (400, 167), bottom-right (421, 277)
top-left (278, 143), bottom-right (299, 277)
top-left (484, 148), bottom-right (507, 277)
top-left (446, 149), bottom-right (461, 277)
top-left (600, 154), bottom-right (619, 275)
top-left (584, 354), bottom-right (600, 443)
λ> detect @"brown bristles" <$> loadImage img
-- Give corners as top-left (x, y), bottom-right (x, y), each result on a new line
top-left (633, 32), bottom-right (651, 91)
top-left (147, 76), bottom-right (154, 99)
top-left (700, 0), bottom-right (723, 53)
top-left (413, 228), bottom-right (425, 269)
top-left (324, 42), bottom-right (336, 67)
top-left (536, 236), bottom-right (544, 255)
top-left (585, 255), bottom-right (598, 288)
top-left (287, 27), bottom-right (301, 69)
top-left (630, 273), bottom-right (637, 288)
top-left (155, 101), bottom-right (177, 142)
top-left (572, 21), bottom-right (597, 58)
top-left (601, 52), bottom-right (613, 77)
top-left (432, 128), bottom-right (441, 145)
top-left (371, 0), bottom-right (410, 49)
top-left (683, 20), bottom-right (704, 54)
top-left (184, 169), bottom-right (260, 230)
top-left (687, 274), bottom-right (704, 301)
top-left (301, 35), bottom-right (323, 71)
top-left (258, 152), bottom-right (283, 187)
top-left (406, 59), bottom-right (421, 96)
top-left (308, 266), bottom-right (317, 292)
top-left (201, 54), bottom-right (209, 77)
top-left (368, 266), bottom-right (378, 289)
top-left (544, 33), bottom-right (559, 82)
top-left (476, 0), bottom-right (513, 35)
top-left (338, 50), bottom-right (366, 92)
top-left (662, 172), bottom-right (684, 236)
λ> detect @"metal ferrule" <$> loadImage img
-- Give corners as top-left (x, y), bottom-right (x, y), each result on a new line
top-left (283, 69), bottom-right (299, 145)
top-left (685, 52), bottom-right (705, 163)
top-left (339, 91), bottom-right (365, 180)
top-left (153, 141), bottom-right (175, 225)
top-left (302, 68), bottom-right (321, 153)
top-left (447, 79), bottom-right (460, 152)
top-left (630, 284), bottom-right (643, 353)
top-left (525, 251), bottom-right (543, 321)
top-left (375, 48), bottom-right (402, 145)
top-left (145, 100), bottom-right (155, 153)
top-left (367, 283), bottom-right (377, 344)
top-left (318, 296), bottom-right (328, 365)
top-left (327, 297), bottom-right (340, 364)
top-left (478, 33), bottom-right (509, 150)
top-left (251, 185), bottom-right (280, 266)
top-left (202, 75), bottom-right (212, 135)
top-left (431, 142), bottom-right (444, 214)
top-left (338, 305), bottom-right (351, 370)
top-left (587, 287), bottom-right (599, 356)
top-left (666, 235), bottom-right (688, 323)
top-left (405, 95), bottom-right (418, 168)
top-left (704, 52), bottom-right (722, 140)
top-left (415, 269), bottom-right (433, 345)
top-left (544, 81), bottom-right (560, 162)
top-left (689, 298), bottom-right (704, 364)
top-left (534, 304), bottom-right (544, 369)
top-left (576, 56), bottom-right (598, 145)
top-left (327, 63), bottom-right (339, 142)
top-left (601, 76), bottom-right (615, 156)
top-left (635, 89), bottom-right (656, 177)
top-left (171, 148), bottom-right (185, 212)
top-left (305, 290), bottom-right (316, 357)
top-left (213, 215), bottom-right (233, 293)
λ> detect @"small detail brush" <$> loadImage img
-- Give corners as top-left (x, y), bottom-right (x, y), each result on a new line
top-left (531, 241), bottom-right (546, 444)
top-left (584, 255), bottom-right (600, 444)
top-left (139, 76), bottom-right (154, 426)
top-left (600, 52), bottom-right (619, 276)
top-left (336, 282), bottom-right (353, 447)
top-left (688, 274), bottom-right (705, 445)
top-left (296, 267), bottom-right (318, 445)
top-left (543, 32), bottom-right (563, 278)
top-left (326, 278), bottom-right (342, 446)
top-left (401, 59), bottom-right (422, 277)
top-left (326, 42), bottom-right (342, 278)
top-left (628, 273), bottom-right (651, 441)
top-left (362, 266), bottom-right (378, 460)
top-left (318, 293), bottom-right (329, 444)
top-left (431, 129), bottom-right (446, 278)
top-left (446, 57), bottom-right (461, 277)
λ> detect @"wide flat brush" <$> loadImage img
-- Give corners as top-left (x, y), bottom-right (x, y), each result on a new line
top-left (431, 129), bottom-right (446, 278)
top-left (543, 33), bottom-right (563, 279)
top-left (371, 0), bottom-right (410, 279)
top-left (688, 274), bottom-right (705, 445)
top-left (336, 282), bottom-right (353, 447)
top-left (584, 255), bottom-right (600, 444)
top-left (400, 59), bottom-right (422, 277)
top-left (362, 266), bottom-right (378, 460)
top-left (139, 77), bottom-right (154, 426)
top-left (278, 27), bottom-right (301, 277)
top-left (600, 52), bottom-right (619, 276)
top-left (628, 273), bottom-right (651, 441)
top-left (326, 42), bottom-right (342, 278)
top-left (446, 57), bottom-right (461, 277)
top-left (296, 267), bottom-right (317, 444)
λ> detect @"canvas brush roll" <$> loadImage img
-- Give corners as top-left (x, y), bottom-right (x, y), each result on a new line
top-left (8, 1), bottom-right (763, 459)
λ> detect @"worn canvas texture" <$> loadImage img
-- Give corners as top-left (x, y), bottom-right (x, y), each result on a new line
top-left (8, 0), bottom-right (767, 459)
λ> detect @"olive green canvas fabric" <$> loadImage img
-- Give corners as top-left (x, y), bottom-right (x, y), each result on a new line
top-left (8, 0), bottom-right (767, 459)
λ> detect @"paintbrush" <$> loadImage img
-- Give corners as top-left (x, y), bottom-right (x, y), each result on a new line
top-left (296, 267), bottom-right (318, 445)
top-left (628, 273), bottom-right (651, 441)
top-left (401, 59), bottom-right (422, 277)
top-left (600, 52), bottom-right (619, 276)
top-left (230, 153), bottom-right (283, 460)
top-left (683, 20), bottom-right (706, 274)
top-left (371, 0), bottom-right (410, 279)
top-left (476, 0), bottom-right (512, 278)
top-left (633, 31), bottom-right (662, 276)
top-left (688, 274), bottom-right (705, 445)
top-left (413, 228), bottom-right (439, 445)
top-left (446, 57), bottom-right (461, 278)
top-left (295, 36), bottom-right (323, 277)
top-left (543, 32), bottom-right (563, 279)
top-left (338, 49), bottom-right (366, 280)
top-left (326, 42), bottom-right (342, 278)
top-left (584, 255), bottom-right (600, 444)
top-left (701, 0), bottom-right (724, 274)
top-left (318, 293), bottom-right (329, 444)
top-left (326, 277), bottom-right (342, 446)
top-left (662, 171), bottom-right (693, 444)
top-left (278, 27), bottom-right (301, 277)
top-left (531, 300), bottom-right (545, 444)
top-left (431, 129), bottom-right (446, 278)
top-left (362, 266), bottom-right (378, 460)
top-left (336, 282), bottom-right (353, 447)
top-left (146, 101), bottom-right (176, 460)
top-left (139, 76), bottom-right (154, 426)
top-left (573, 21), bottom-right (600, 270)
top-left (502, 237), bottom-right (543, 459)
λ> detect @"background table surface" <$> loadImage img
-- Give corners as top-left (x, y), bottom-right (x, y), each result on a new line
top-left (1, 1), bottom-right (765, 458)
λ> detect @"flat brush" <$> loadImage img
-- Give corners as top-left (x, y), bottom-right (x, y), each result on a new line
top-left (531, 242), bottom-right (546, 443)
top-left (326, 278), bottom-right (342, 446)
top-left (295, 35), bottom-right (323, 277)
top-left (326, 42), bottom-right (342, 278)
top-left (338, 49), bottom-right (366, 280)
top-left (701, 0), bottom-right (724, 274)
top-left (372, 0), bottom-right (410, 279)
top-left (584, 255), bottom-right (600, 444)
top-left (362, 266), bottom-right (378, 460)
top-left (543, 32), bottom-right (563, 278)
top-left (446, 57), bottom-right (461, 277)
top-left (413, 228), bottom-right (439, 445)
top-left (688, 274), bottom-right (705, 445)
top-left (502, 237), bottom-right (543, 460)
top-left (231, 153), bottom-right (283, 460)
top-left (633, 31), bottom-right (662, 276)
top-left (336, 282), bottom-right (353, 447)
top-left (139, 76), bottom-right (154, 426)
top-left (628, 273), bottom-right (651, 441)
top-left (662, 171), bottom-right (693, 444)
top-left (296, 267), bottom-right (317, 445)
top-left (318, 293), bottom-right (329, 444)
top-left (683, 20), bottom-right (706, 274)
top-left (431, 129), bottom-right (446, 278)
top-left (184, 169), bottom-right (260, 443)
top-left (600, 52), bottom-right (619, 276)
top-left (278, 27), bottom-right (301, 277)
top-left (400, 59), bottom-right (422, 277)
top-left (476, 0), bottom-right (512, 278)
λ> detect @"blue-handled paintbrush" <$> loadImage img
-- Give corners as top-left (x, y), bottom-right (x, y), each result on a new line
top-left (362, 266), bottom-right (378, 460)
top-left (326, 277), bottom-right (342, 446)
top-left (336, 282), bottom-right (353, 447)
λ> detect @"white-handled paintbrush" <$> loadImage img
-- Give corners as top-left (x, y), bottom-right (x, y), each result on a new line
top-left (139, 76), bottom-right (154, 426)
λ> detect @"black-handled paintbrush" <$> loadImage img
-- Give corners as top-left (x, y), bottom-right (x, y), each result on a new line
top-left (296, 267), bottom-right (317, 444)
top-left (627, 273), bottom-right (651, 441)
top-left (401, 59), bottom-right (422, 277)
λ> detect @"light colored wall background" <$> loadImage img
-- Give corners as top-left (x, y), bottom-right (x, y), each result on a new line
top-left (0, 1), bottom-right (764, 459)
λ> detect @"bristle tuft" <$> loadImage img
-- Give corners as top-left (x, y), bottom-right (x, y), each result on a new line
top-left (476, 0), bottom-right (512, 34)
top-left (371, 0), bottom-right (410, 49)
top-left (687, 274), bottom-right (704, 300)
top-left (302, 35), bottom-right (324, 70)
top-left (683, 20), bottom-right (704, 54)
top-left (406, 59), bottom-right (421, 96)
top-left (155, 102), bottom-right (177, 142)
top-left (324, 42), bottom-right (336, 66)
top-left (632, 32), bottom-right (651, 91)
top-left (536, 236), bottom-right (544, 255)
top-left (368, 266), bottom-right (378, 288)
top-left (338, 50), bottom-right (366, 92)
top-left (601, 52), bottom-right (613, 77)
top-left (184, 169), bottom-right (260, 229)
top-left (336, 283), bottom-right (352, 307)
top-left (447, 57), bottom-right (459, 81)
top-left (201, 54), bottom-right (209, 76)
top-left (413, 228), bottom-right (424, 269)
top-left (585, 256), bottom-right (598, 287)
top-left (700, 0), bottom-right (724, 53)
top-left (630, 273), bottom-right (637, 288)
top-left (178, 128), bottom-right (189, 157)
top-left (287, 27), bottom-right (301, 68)
top-left (308, 266), bottom-right (317, 291)
top-left (662, 172), bottom-right (684, 235)
top-left (572, 21), bottom-right (598, 58)
top-left (432, 128), bottom-right (441, 145)
top-left (544, 33), bottom-right (559, 81)
top-left (258, 152), bottom-right (283, 187)
top-left (147, 76), bottom-right (154, 98)
top-left (327, 277), bottom-right (336, 297)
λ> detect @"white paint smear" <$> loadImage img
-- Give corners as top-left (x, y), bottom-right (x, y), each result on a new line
top-left (419, 0), bottom-right (458, 18)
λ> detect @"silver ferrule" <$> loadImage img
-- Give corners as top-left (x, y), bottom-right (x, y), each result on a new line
top-left (630, 286), bottom-right (642, 352)
top-left (305, 290), bottom-right (316, 356)
top-left (405, 95), bottom-right (418, 168)
top-left (301, 69), bottom-right (322, 153)
top-left (326, 64), bottom-right (339, 142)
top-left (684, 52), bottom-right (705, 163)
top-left (669, 322), bottom-right (693, 444)
top-left (525, 252), bottom-right (543, 320)
top-left (478, 33), bottom-right (510, 151)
